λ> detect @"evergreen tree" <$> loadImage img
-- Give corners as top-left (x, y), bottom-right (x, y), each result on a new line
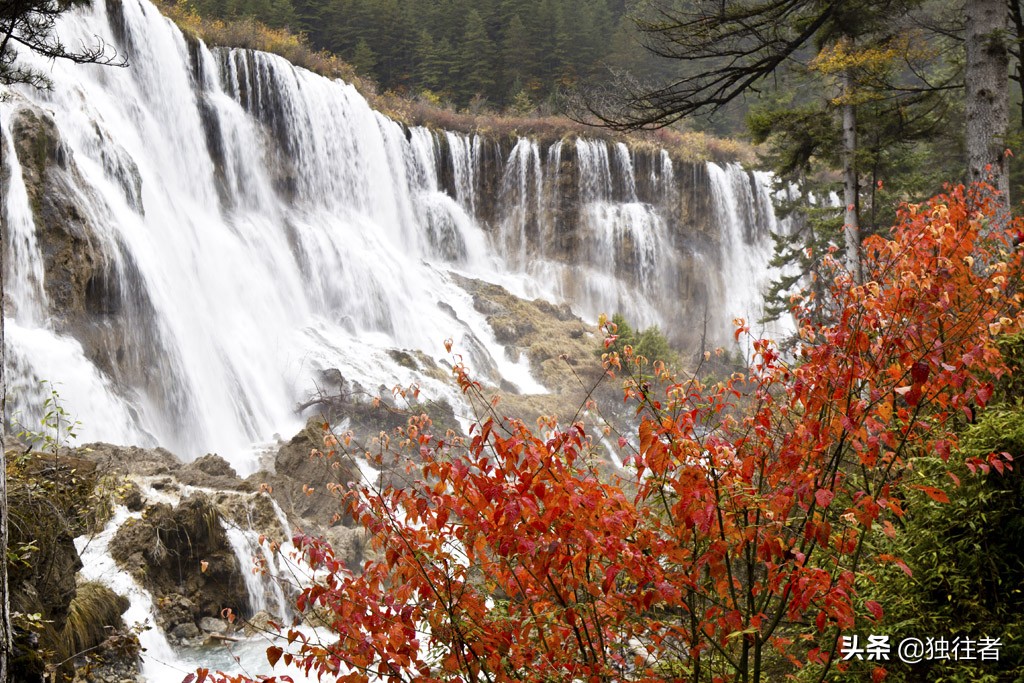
top-left (0, 0), bottom-right (126, 88)
top-left (455, 9), bottom-right (496, 105)
top-left (414, 29), bottom-right (441, 91)
top-left (966, 0), bottom-right (1011, 213)
top-left (290, 0), bottom-right (328, 46)
top-left (751, 25), bottom-right (961, 323)
top-left (499, 14), bottom-right (530, 99)
top-left (349, 37), bottom-right (377, 76)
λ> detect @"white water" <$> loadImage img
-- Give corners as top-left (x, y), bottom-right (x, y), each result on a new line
top-left (707, 163), bottom-right (791, 346)
top-left (76, 508), bottom-right (196, 681)
top-left (0, 115), bottom-right (47, 323)
top-left (0, 3), bottom-right (796, 679)
top-left (78, 507), bottom-right (324, 682)
top-left (1, 0), bottom-right (784, 476)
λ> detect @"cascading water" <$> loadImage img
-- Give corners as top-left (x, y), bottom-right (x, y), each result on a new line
top-left (0, 0), bottom-right (786, 477)
top-left (76, 508), bottom-right (198, 681)
top-left (706, 163), bottom-right (791, 346)
top-left (0, 1), bottom-right (800, 679)
top-left (222, 521), bottom-right (289, 623)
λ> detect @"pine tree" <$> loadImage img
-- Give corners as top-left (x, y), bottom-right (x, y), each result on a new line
top-left (499, 14), bottom-right (530, 99)
top-left (455, 9), bottom-right (496, 105)
top-left (415, 29), bottom-right (443, 91)
top-left (350, 37), bottom-right (377, 76)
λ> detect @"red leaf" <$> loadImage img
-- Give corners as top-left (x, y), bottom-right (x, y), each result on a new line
top-left (267, 646), bottom-right (284, 668)
top-left (865, 600), bottom-right (883, 621)
top-left (912, 485), bottom-right (949, 504)
top-left (814, 489), bottom-right (834, 508)
top-left (910, 361), bottom-right (930, 385)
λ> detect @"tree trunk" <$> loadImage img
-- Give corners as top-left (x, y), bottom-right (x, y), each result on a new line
top-left (0, 117), bottom-right (10, 683)
top-left (1010, 1), bottom-right (1024, 130)
top-left (965, 0), bottom-right (1010, 214)
top-left (842, 69), bottom-right (861, 283)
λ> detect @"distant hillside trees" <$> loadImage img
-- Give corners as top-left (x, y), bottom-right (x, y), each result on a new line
top-left (185, 0), bottom-right (629, 109)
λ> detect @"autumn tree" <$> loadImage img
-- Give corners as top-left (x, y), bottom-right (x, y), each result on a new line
top-left (200, 184), bottom-right (1024, 682)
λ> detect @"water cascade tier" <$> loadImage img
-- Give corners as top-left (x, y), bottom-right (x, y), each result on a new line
top-left (0, 0), bottom-right (784, 472)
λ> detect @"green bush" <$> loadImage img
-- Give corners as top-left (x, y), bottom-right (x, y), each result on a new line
top-left (600, 313), bottom-right (679, 370)
top-left (836, 339), bottom-right (1024, 683)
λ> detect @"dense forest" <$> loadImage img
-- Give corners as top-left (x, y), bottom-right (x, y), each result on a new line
top-left (180, 0), bottom-right (666, 109)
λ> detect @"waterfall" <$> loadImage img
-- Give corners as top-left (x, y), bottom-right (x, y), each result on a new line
top-left (706, 163), bottom-right (790, 346)
top-left (222, 521), bottom-right (289, 623)
top-left (1, 0), bottom-right (786, 475)
top-left (1, 116), bottom-right (47, 322)
top-left (76, 508), bottom-right (196, 681)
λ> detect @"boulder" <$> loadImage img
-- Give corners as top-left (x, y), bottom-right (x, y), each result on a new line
top-left (179, 453), bottom-right (252, 491)
top-left (109, 493), bottom-right (248, 631)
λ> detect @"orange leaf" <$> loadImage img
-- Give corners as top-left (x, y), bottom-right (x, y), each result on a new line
top-left (912, 485), bottom-right (949, 504)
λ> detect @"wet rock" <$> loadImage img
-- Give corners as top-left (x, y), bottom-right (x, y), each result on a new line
top-left (491, 317), bottom-right (535, 344)
top-left (199, 616), bottom-right (230, 633)
top-left (254, 418), bottom-right (359, 524)
top-left (189, 453), bottom-right (237, 478)
top-left (241, 610), bottom-right (277, 636)
top-left (387, 349), bottom-right (419, 370)
top-left (77, 443), bottom-right (180, 478)
top-left (122, 481), bottom-right (144, 511)
top-left (318, 367), bottom-right (346, 389)
top-left (499, 378), bottom-right (520, 394)
top-left (109, 493), bottom-right (248, 630)
top-left (179, 453), bottom-right (252, 491)
top-left (8, 105), bottom-right (185, 436)
top-left (471, 293), bottom-right (504, 315)
top-left (171, 622), bottom-right (201, 641)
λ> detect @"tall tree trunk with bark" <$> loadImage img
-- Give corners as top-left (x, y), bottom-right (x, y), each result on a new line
top-left (0, 117), bottom-right (9, 683)
top-left (0, 119), bottom-right (9, 683)
top-left (965, 0), bottom-right (1010, 214)
top-left (842, 68), bottom-right (861, 283)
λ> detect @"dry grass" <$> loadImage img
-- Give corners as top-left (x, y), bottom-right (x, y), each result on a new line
top-left (380, 92), bottom-right (755, 163)
top-left (51, 581), bottom-right (130, 664)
